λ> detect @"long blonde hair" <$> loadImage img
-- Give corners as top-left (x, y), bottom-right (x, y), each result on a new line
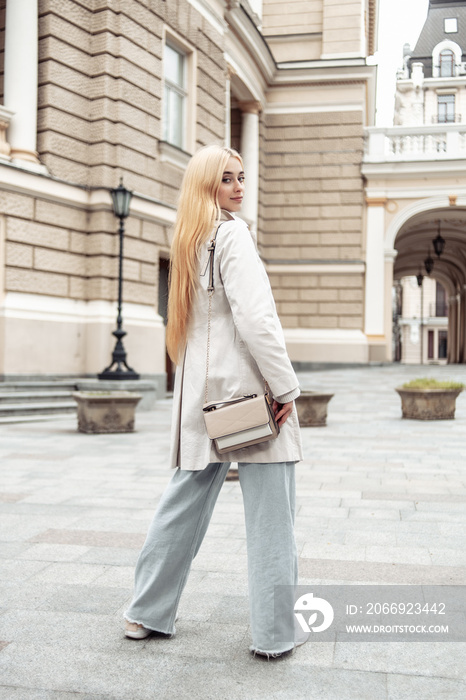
top-left (166, 144), bottom-right (243, 364)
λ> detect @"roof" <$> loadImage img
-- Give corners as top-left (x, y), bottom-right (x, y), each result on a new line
top-left (411, 1), bottom-right (466, 60)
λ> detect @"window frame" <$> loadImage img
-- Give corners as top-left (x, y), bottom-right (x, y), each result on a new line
top-left (432, 39), bottom-right (461, 78)
top-left (428, 330), bottom-right (434, 360)
top-left (439, 49), bottom-right (455, 77)
top-left (438, 330), bottom-right (448, 360)
top-left (161, 28), bottom-right (196, 159)
top-left (437, 93), bottom-right (456, 123)
top-left (163, 42), bottom-right (187, 149)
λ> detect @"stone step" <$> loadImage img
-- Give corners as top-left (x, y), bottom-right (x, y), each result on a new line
top-left (0, 401), bottom-right (77, 418)
top-left (0, 377), bottom-right (159, 421)
top-left (0, 413), bottom-right (74, 425)
top-left (0, 391), bottom-right (74, 405)
top-left (0, 381), bottom-right (78, 392)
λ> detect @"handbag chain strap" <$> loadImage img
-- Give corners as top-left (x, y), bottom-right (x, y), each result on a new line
top-left (203, 220), bottom-right (270, 406)
top-left (204, 224), bottom-right (222, 405)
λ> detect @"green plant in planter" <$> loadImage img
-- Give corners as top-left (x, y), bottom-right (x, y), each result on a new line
top-left (401, 378), bottom-right (464, 390)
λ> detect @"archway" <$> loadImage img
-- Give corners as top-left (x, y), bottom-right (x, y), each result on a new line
top-left (392, 206), bottom-right (466, 364)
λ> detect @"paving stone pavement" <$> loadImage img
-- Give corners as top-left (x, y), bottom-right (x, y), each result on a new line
top-left (1, 364), bottom-right (466, 700)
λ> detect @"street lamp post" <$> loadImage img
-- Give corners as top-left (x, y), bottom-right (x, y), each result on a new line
top-left (98, 179), bottom-right (140, 381)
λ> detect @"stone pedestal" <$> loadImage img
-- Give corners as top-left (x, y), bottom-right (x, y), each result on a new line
top-left (295, 391), bottom-right (334, 427)
top-left (76, 379), bottom-right (159, 410)
top-left (72, 391), bottom-right (142, 433)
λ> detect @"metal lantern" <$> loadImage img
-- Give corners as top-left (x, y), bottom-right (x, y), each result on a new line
top-left (432, 221), bottom-right (446, 257)
top-left (416, 272), bottom-right (423, 287)
top-left (110, 178), bottom-right (133, 219)
top-left (424, 254), bottom-right (434, 275)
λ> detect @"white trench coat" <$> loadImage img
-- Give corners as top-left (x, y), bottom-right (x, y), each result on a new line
top-left (169, 211), bottom-right (303, 470)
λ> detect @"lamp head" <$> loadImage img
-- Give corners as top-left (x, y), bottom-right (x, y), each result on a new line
top-left (432, 228), bottom-right (446, 257)
top-left (111, 178), bottom-right (133, 219)
top-left (424, 254), bottom-right (434, 275)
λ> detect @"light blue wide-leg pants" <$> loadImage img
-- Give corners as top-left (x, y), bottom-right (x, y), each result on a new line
top-left (125, 461), bottom-right (298, 654)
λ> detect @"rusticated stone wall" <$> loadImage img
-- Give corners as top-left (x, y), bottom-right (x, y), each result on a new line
top-left (262, 0), bottom-right (323, 38)
top-left (2, 0), bottom-right (226, 307)
top-left (1, 188), bottom-right (171, 305)
top-left (259, 109), bottom-right (365, 331)
top-left (37, 0), bottom-right (225, 196)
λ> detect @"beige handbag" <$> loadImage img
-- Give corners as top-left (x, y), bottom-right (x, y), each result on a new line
top-left (202, 223), bottom-right (280, 454)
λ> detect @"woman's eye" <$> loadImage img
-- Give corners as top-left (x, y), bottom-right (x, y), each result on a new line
top-left (222, 178), bottom-right (231, 183)
top-left (239, 177), bottom-right (245, 183)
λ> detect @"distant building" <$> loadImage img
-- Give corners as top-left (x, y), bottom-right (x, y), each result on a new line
top-left (396, 0), bottom-right (466, 126)
top-left (363, 0), bottom-right (466, 365)
top-left (395, 276), bottom-right (449, 364)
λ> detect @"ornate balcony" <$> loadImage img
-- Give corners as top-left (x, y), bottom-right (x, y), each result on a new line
top-left (364, 124), bottom-right (466, 163)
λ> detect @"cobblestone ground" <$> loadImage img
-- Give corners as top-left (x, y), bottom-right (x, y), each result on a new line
top-left (0, 364), bottom-right (465, 699)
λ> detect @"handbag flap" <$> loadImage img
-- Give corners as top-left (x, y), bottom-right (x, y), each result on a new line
top-left (203, 394), bottom-right (271, 440)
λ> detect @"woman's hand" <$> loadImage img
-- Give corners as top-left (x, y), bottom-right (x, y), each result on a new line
top-left (272, 400), bottom-right (293, 427)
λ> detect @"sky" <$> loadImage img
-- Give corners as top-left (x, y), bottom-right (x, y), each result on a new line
top-left (374, 0), bottom-right (430, 125)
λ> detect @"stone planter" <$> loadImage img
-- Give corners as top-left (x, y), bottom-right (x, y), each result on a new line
top-left (295, 391), bottom-right (334, 427)
top-left (72, 391), bottom-right (142, 433)
top-left (395, 387), bottom-right (463, 421)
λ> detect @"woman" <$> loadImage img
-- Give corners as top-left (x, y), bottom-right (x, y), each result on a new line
top-left (124, 144), bottom-right (303, 657)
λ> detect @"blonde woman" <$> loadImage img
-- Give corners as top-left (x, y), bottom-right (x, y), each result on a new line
top-left (124, 145), bottom-right (304, 657)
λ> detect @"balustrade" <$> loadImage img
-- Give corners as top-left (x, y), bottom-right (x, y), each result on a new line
top-left (364, 124), bottom-right (466, 162)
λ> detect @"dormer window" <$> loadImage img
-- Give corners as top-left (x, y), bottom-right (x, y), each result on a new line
top-left (444, 18), bottom-right (458, 33)
top-left (432, 40), bottom-right (461, 78)
top-left (439, 49), bottom-right (455, 77)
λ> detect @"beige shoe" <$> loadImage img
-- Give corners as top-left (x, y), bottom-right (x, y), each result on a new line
top-left (124, 621), bottom-right (152, 640)
top-left (252, 635), bottom-right (308, 660)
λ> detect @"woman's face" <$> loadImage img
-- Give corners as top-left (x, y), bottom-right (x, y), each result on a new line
top-left (217, 157), bottom-right (245, 212)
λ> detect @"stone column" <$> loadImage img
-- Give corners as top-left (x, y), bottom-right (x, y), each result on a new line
top-left (448, 295), bottom-right (457, 363)
top-left (364, 198), bottom-right (387, 358)
top-left (225, 71), bottom-right (231, 148)
top-left (239, 101), bottom-right (261, 231)
top-left (384, 249), bottom-right (398, 362)
top-left (455, 293), bottom-right (461, 363)
top-left (3, 0), bottom-right (42, 167)
top-left (459, 288), bottom-right (466, 364)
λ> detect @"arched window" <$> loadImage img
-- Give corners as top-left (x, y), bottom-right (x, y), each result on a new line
top-left (439, 49), bottom-right (455, 77)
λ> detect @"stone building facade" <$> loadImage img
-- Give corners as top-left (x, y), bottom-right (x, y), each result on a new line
top-left (0, 0), bottom-right (378, 384)
top-left (363, 0), bottom-right (466, 365)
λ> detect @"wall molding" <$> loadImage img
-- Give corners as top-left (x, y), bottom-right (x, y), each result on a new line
top-left (0, 292), bottom-right (165, 328)
top-left (0, 163), bottom-right (177, 226)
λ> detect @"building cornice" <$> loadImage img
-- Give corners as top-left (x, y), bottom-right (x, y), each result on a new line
top-left (362, 160), bottom-right (466, 179)
top-left (368, 0), bottom-right (378, 56)
top-left (274, 63), bottom-right (377, 87)
top-left (365, 183), bottom-right (466, 199)
top-left (226, 4), bottom-right (276, 86)
top-left (397, 77), bottom-right (466, 90)
top-left (276, 57), bottom-right (367, 72)
top-left (187, 0), bottom-right (228, 35)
